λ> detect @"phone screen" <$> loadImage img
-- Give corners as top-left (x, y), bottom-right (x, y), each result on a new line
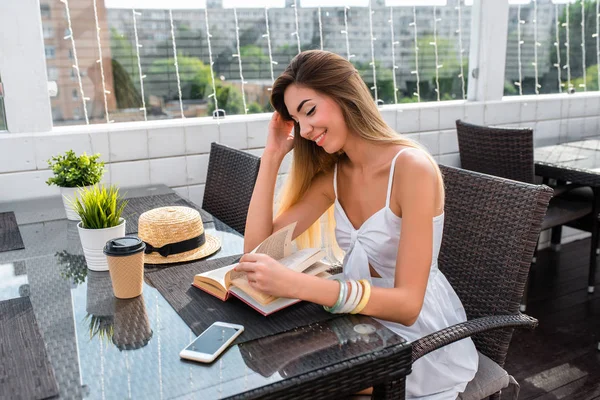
top-left (185, 325), bottom-right (241, 355)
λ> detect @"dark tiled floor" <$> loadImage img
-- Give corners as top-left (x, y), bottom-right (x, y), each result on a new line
top-left (504, 238), bottom-right (600, 400)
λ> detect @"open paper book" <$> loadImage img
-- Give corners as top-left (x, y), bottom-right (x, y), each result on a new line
top-left (192, 222), bottom-right (331, 315)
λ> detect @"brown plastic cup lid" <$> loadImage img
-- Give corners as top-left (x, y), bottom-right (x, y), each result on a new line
top-left (103, 237), bottom-right (146, 257)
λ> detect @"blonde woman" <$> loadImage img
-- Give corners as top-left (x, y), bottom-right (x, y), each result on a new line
top-left (236, 50), bottom-right (478, 399)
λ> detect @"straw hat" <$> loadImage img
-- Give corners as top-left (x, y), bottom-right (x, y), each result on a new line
top-left (138, 206), bottom-right (221, 265)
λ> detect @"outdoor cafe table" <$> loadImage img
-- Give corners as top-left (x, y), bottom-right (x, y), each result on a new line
top-left (535, 138), bottom-right (600, 293)
top-left (0, 185), bottom-right (411, 400)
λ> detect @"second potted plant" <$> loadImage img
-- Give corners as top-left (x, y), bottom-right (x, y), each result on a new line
top-left (72, 185), bottom-right (127, 271)
top-left (46, 150), bottom-right (105, 221)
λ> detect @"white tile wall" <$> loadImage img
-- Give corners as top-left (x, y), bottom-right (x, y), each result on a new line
top-left (583, 116), bottom-right (599, 137)
top-left (484, 100), bottom-right (521, 125)
top-left (247, 119), bottom-right (270, 148)
top-left (34, 132), bottom-right (92, 169)
top-left (419, 131), bottom-right (440, 154)
top-left (0, 169), bottom-right (57, 202)
top-left (150, 157), bottom-right (187, 187)
top-left (0, 135), bottom-right (35, 173)
top-left (279, 153), bottom-right (293, 175)
top-left (109, 129), bottom-right (148, 162)
top-left (520, 101), bottom-right (536, 123)
top-left (380, 108), bottom-right (397, 131)
top-left (439, 130), bottom-right (459, 154)
top-left (219, 121), bottom-right (248, 149)
top-left (438, 103), bottom-right (465, 130)
top-left (584, 96), bottom-right (600, 117)
top-left (173, 186), bottom-right (189, 200)
top-left (463, 103), bottom-right (485, 125)
top-left (110, 160), bottom-right (150, 188)
top-left (148, 126), bottom-right (185, 158)
top-left (89, 131), bottom-right (110, 163)
top-left (4, 94), bottom-right (600, 214)
top-left (535, 98), bottom-right (562, 121)
top-left (419, 106), bottom-right (440, 132)
top-left (567, 118), bottom-right (586, 141)
top-left (188, 184), bottom-right (205, 207)
top-left (186, 154), bottom-right (210, 185)
top-left (185, 124), bottom-right (219, 155)
top-left (535, 120), bottom-right (561, 147)
top-left (568, 97), bottom-right (588, 118)
top-left (397, 107), bottom-right (420, 133)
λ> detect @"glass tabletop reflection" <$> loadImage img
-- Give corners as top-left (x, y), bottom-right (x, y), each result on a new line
top-left (0, 192), bottom-right (407, 399)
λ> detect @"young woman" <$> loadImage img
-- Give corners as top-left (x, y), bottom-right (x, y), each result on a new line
top-left (236, 50), bottom-right (478, 399)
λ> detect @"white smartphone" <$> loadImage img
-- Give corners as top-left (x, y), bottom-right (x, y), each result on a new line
top-left (179, 321), bottom-right (244, 363)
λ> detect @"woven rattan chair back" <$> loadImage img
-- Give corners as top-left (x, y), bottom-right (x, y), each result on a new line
top-left (456, 119), bottom-right (535, 184)
top-left (202, 142), bottom-right (261, 235)
top-left (438, 165), bottom-right (552, 366)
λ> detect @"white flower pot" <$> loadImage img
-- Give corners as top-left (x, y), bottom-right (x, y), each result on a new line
top-left (60, 186), bottom-right (92, 221)
top-left (78, 218), bottom-right (126, 271)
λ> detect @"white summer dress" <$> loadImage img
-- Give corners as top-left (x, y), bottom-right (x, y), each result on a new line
top-left (334, 148), bottom-right (479, 400)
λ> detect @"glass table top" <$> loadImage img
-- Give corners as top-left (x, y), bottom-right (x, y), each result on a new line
top-left (0, 189), bottom-right (407, 399)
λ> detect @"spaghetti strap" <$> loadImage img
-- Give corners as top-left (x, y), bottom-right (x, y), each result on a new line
top-left (333, 163), bottom-right (339, 198)
top-left (386, 148), bottom-right (413, 208)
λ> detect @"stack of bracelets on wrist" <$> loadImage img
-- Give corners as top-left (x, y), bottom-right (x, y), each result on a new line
top-left (323, 279), bottom-right (372, 314)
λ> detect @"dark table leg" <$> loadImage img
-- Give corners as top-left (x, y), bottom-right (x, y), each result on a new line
top-left (589, 187), bottom-right (600, 294)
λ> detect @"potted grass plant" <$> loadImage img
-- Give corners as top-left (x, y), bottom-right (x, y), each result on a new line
top-left (46, 150), bottom-right (105, 221)
top-left (73, 185), bottom-right (127, 271)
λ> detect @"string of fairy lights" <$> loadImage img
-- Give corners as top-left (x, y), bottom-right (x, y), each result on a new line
top-left (233, 7), bottom-right (249, 114)
top-left (368, 0), bottom-right (379, 104)
top-left (169, 9), bottom-right (185, 118)
top-left (389, 7), bottom-right (399, 104)
top-left (60, 0), bottom-right (89, 124)
top-left (58, 0), bottom-right (600, 123)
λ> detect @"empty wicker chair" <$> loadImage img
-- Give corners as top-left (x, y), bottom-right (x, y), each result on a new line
top-left (202, 142), bottom-right (261, 235)
top-left (374, 165), bottom-right (553, 400)
top-left (455, 120), bottom-right (593, 309)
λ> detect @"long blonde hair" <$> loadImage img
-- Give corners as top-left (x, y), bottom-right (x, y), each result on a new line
top-left (270, 50), bottom-right (444, 253)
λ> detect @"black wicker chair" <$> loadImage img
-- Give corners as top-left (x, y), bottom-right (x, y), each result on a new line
top-left (455, 120), bottom-right (593, 310)
top-left (202, 142), bottom-right (261, 235)
top-left (375, 165), bottom-right (553, 400)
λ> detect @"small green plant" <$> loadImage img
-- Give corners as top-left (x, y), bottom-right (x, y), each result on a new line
top-left (46, 150), bottom-right (105, 188)
top-left (72, 185), bottom-right (128, 229)
top-left (84, 314), bottom-right (114, 344)
top-left (56, 250), bottom-right (88, 285)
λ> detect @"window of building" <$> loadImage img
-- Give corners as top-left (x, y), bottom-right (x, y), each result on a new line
top-left (47, 67), bottom-right (59, 81)
top-left (72, 89), bottom-right (78, 101)
top-left (45, 46), bottom-right (55, 59)
top-left (43, 26), bottom-right (54, 39)
top-left (40, 4), bottom-right (50, 18)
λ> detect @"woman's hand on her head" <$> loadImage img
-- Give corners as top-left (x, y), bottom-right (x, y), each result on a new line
top-left (235, 253), bottom-right (299, 298)
top-left (265, 111), bottom-right (295, 159)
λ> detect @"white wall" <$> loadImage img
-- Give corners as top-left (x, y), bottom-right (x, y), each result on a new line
top-left (1, 92), bottom-right (599, 246)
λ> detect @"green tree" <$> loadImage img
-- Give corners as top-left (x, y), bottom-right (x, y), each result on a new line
top-left (109, 28), bottom-right (143, 108)
top-left (405, 35), bottom-right (465, 101)
top-left (148, 56), bottom-right (212, 100)
top-left (572, 64), bottom-right (600, 91)
top-left (353, 61), bottom-right (397, 105)
top-left (207, 83), bottom-right (245, 116)
top-left (240, 45), bottom-right (271, 80)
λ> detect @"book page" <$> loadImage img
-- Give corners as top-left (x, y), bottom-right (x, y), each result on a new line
top-left (230, 277), bottom-right (275, 305)
top-left (251, 222), bottom-right (296, 260)
top-left (229, 286), bottom-right (301, 316)
top-left (194, 263), bottom-right (237, 290)
top-left (303, 260), bottom-right (332, 276)
top-left (279, 248), bottom-right (325, 273)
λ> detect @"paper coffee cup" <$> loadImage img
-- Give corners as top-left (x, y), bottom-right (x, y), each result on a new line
top-left (104, 237), bottom-right (146, 299)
